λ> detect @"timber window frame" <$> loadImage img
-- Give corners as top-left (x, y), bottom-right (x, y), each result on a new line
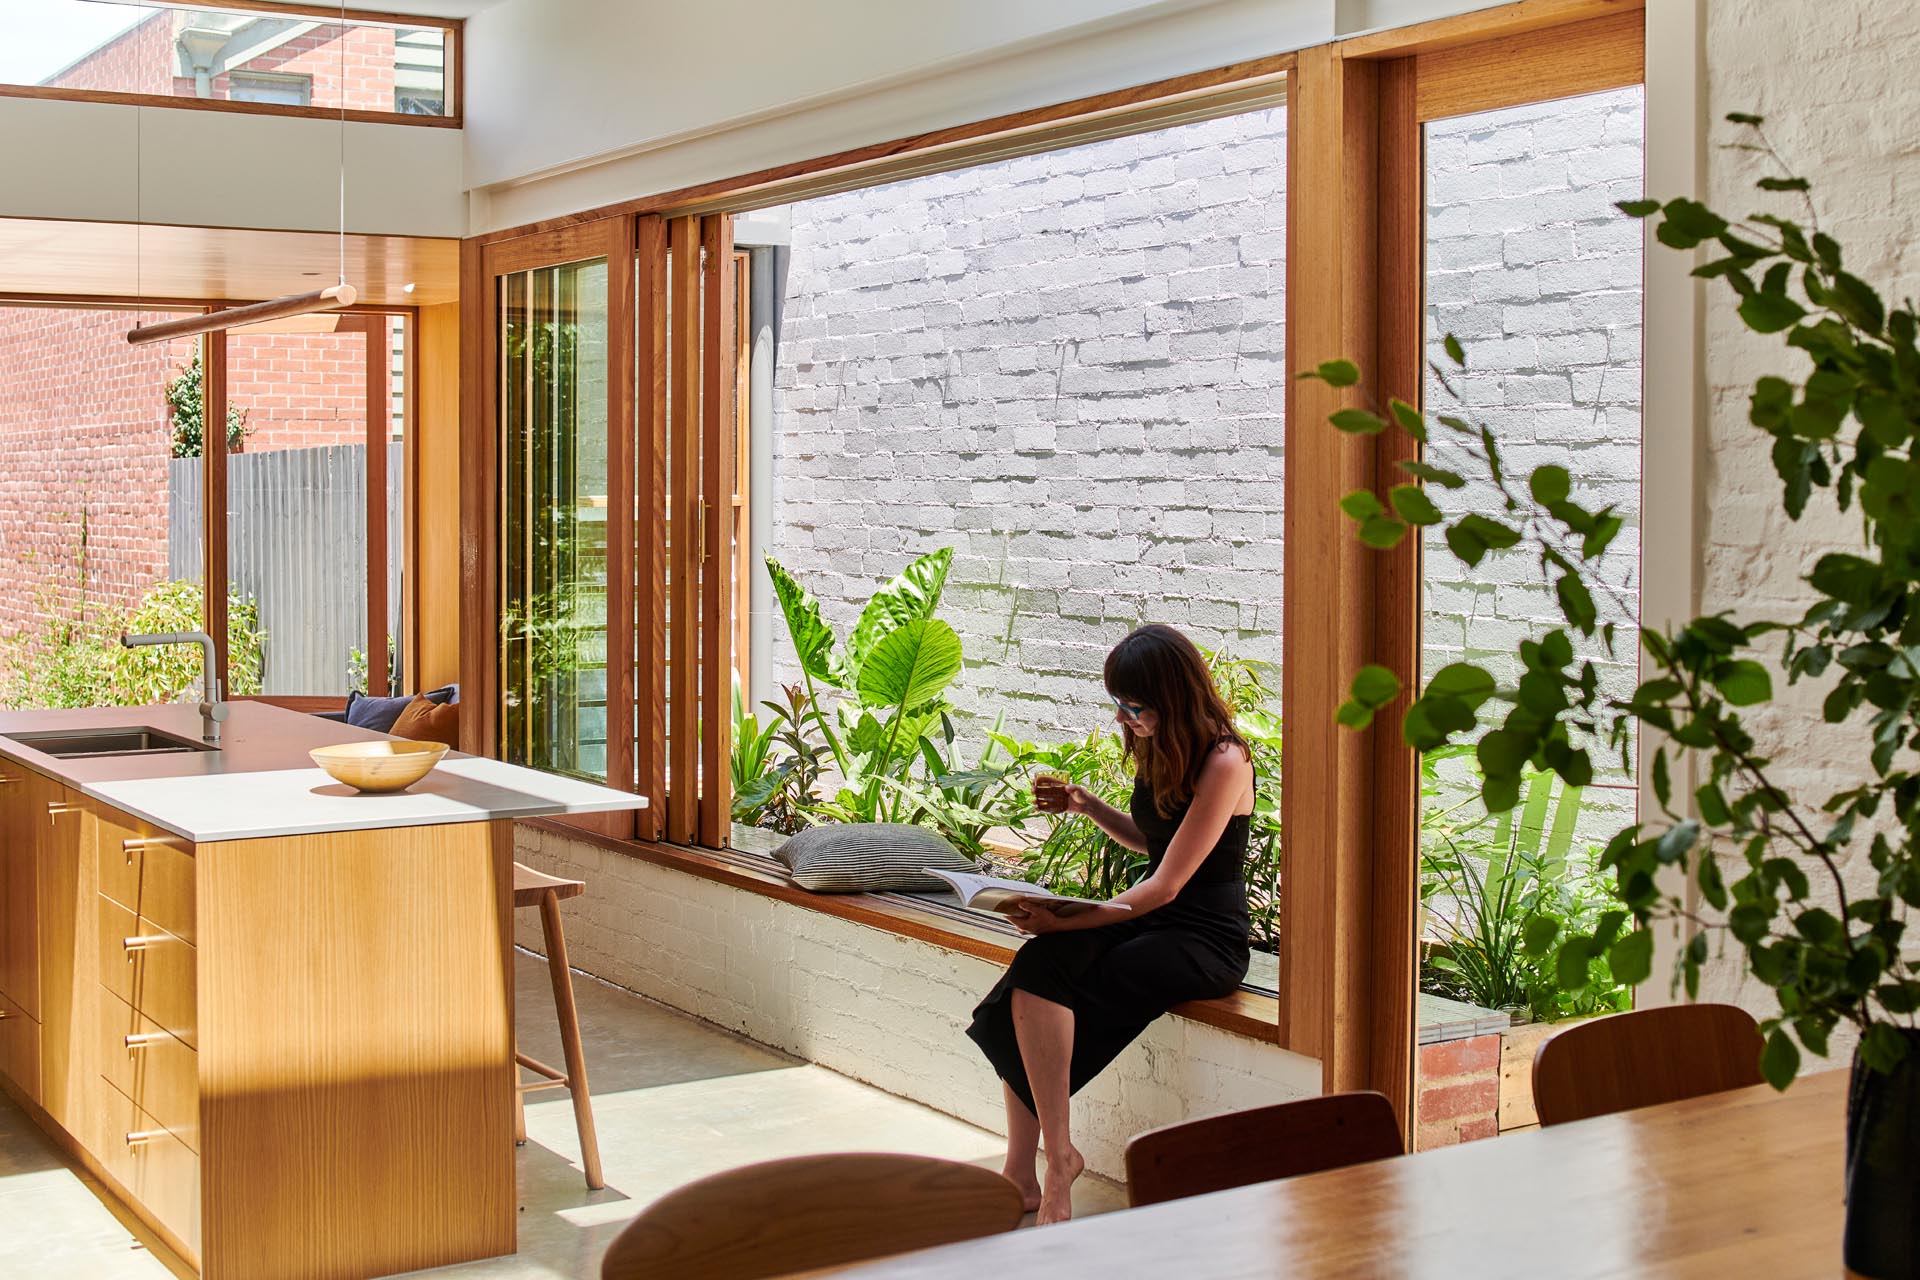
top-left (0, 0), bottom-right (463, 128)
top-left (459, 0), bottom-right (1650, 1142)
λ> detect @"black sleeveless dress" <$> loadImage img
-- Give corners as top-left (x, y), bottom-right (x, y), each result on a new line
top-left (966, 772), bottom-right (1252, 1114)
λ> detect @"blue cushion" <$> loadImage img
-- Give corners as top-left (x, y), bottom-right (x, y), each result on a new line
top-left (343, 684), bottom-right (458, 733)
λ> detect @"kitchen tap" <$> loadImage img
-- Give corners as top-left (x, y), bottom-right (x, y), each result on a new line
top-left (120, 631), bottom-right (228, 744)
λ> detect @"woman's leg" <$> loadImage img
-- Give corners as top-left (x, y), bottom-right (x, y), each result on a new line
top-left (1000, 1081), bottom-right (1042, 1212)
top-left (1011, 988), bottom-right (1084, 1225)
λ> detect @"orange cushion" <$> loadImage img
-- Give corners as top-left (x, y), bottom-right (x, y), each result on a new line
top-left (389, 695), bottom-right (459, 749)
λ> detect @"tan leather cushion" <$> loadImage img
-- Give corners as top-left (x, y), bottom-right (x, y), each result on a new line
top-left (389, 695), bottom-right (459, 749)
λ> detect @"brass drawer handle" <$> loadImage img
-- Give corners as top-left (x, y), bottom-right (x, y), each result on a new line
top-left (125, 1130), bottom-right (167, 1148)
top-left (0, 1009), bottom-right (10, 1020)
top-left (0, 773), bottom-right (14, 785)
top-left (123, 935), bottom-right (171, 955)
top-left (46, 800), bottom-right (78, 823)
top-left (125, 1032), bottom-right (169, 1051)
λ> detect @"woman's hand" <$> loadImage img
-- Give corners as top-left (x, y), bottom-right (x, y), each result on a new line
top-left (1007, 901), bottom-right (1074, 935)
top-left (1032, 774), bottom-right (1092, 815)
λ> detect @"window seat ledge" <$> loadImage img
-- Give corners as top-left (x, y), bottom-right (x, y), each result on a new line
top-left (520, 818), bottom-right (1280, 1040)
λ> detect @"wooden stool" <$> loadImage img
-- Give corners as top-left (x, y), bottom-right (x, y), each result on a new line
top-left (513, 863), bottom-right (604, 1190)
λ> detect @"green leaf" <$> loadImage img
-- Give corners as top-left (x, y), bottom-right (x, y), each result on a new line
top-left (1617, 198), bottom-right (1662, 217)
top-left (1656, 820), bottom-right (1700, 864)
top-left (1556, 574), bottom-right (1598, 635)
top-left (1861, 1023), bottom-right (1915, 1073)
top-left (1330, 408), bottom-right (1388, 435)
top-left (1358, 515), bottom-right (1410, 549)
top-left (1809, 554), bottom-right (1880, 606)
top-left (1349, 664), bottom-right (1401, 709)
top-left (855, 618), bottom-right (963, 711)
top-left (1530, 465), bottom-right (1571, 506)
top-left (1397, 459), bottom-right (1467, 489)
top-left (1387, 398), bottom-right (1428, 442)
top-left (1389, 484), bottom-right (1443, 526)
top-left (1340, 489), bottom-right (1386, 520)
top-left (1760, 1028), bottom-right (1800, 1089)
top-left (1556, 937), bottom-right (1597, 991)
top-left (1711, 659), bottom-right (1774, 707)
top-left (1725, 111), bottom-right (1765, 125)
top-left (1446, 514), bottom-right (1521, 568)
top-left (1425, 663), bottom-right (1497, 708)
top-left (1307, 359), bottom-right (1361, 387)
top-left (1609, 928), bottom-right (1654, 986)
top-left (1757, 175), bottom-right (1811, 193)
top-left (1336, 699), bottom-right (1375, 729)
top-left (844, 548), bottom-right (954, 682)
top-left (766, 555), bottom-right (842, 687)
top-left (1522, 915), bottom-right (1561, 957)
top-left (1443, 333), bottom-right (1466, 367)
top-left (1739, 289), bottom-right (1808, 334)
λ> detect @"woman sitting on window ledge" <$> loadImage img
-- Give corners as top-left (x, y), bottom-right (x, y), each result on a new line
top-left (968, 623), bottom-right (1254, 1224)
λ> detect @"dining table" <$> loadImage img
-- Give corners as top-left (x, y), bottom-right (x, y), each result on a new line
top-left (830, 1068), bottom-right (1854, 1279)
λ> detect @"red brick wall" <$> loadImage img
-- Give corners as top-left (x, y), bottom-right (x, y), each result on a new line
top-left (0, 310), bottom-right (377, 650)
top-left (49, 13), bottom-right (173, 95)
top-left (1416, 1033), bottom-right (1502, 1150)
top-left (229, 331), bottom-right (370, 451)
top-left (0, 309), bottom-right (193, 637)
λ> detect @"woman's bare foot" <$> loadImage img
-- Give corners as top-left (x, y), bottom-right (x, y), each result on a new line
top-left (1003, 1159), bottom-right (1043, 1213)
top-left (1036, 1145), bottom-right (1084, 1225)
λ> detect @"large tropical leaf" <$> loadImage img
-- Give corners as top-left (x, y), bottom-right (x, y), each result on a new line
top-left (766, 555), bottom-right (841, 687)
top-left (856, 618), bottom-right (963, 712)
top-left (843, 548), bottom-right (954, 682)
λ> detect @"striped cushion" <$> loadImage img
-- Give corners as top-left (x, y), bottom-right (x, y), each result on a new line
top-left (774, 823), bottom-right (977, 893)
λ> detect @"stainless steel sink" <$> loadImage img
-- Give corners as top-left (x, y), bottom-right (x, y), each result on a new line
top-left (6, 727), bottom-right (219, 759)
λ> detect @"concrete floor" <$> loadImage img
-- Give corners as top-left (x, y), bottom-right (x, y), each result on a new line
top-left (0, 949), bottom-right (1125, 1279)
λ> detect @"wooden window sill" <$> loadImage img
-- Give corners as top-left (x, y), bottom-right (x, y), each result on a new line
top-left (521, 817), bottom-right (1281, 1042)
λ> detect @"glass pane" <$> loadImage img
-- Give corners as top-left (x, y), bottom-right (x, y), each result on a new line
top-left (746, 103), bottom-right (1287, 986)
top-left (1415, 86), bottom-right (1644, 1148)
top-left (500, 257), bottom-right (611, 783)
top-left (0, 306), bottom-right (207, 707)
top-left (384, 317), bottom-right (406, 691)
top-left (0, 1), bottom-right (449, 116)
top-left (225, 321), bottom-right (374, 697)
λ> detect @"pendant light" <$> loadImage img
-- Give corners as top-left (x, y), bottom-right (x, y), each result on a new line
top-left (128, 0), bottom-right (358, 345)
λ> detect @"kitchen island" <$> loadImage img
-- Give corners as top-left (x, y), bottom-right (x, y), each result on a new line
top-left (0, 701), bottom-right (646, 1280)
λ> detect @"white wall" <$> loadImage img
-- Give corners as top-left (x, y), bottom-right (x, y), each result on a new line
top-left (0, 96), bottom-right (466, 237)
top-left (462, 0), bottom-right (1505, 232)
top-left (1690, 0), bottom-right (1920, 1045)
top-left (513, 824), bottom-right (1321, 1181)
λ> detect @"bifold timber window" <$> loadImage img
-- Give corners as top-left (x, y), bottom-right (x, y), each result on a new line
top-left (0, 0), bottom-right (459, 125)
top-left (472, 216), bottom-right (737, 842)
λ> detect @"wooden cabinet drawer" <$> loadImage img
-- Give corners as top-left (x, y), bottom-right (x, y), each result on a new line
top-left (99, 990), bottom-right (197, 1152)
top-left (0, 990), bottom-right (39, 1103)
top-left (96, 810), bottom-right (195, 944)
top-left (99, 1081), bottom-right (201, 1257)
top-left (97, 897), bottom-right (196, 1049)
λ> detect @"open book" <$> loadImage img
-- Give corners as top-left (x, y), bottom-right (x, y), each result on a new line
top-left (921, 867), bottom-right (1130, 918)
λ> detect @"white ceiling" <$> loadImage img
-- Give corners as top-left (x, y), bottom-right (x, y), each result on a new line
top-left (336, 0), bottom-right (509, 16)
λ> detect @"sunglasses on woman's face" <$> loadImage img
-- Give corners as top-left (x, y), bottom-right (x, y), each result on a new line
top-left (1111, 695), bottom-right (1147, 721)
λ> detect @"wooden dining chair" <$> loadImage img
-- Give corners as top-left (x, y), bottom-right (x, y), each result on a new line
top-left (598, 1152), bottom-right (1026, 1280)
top-left (1124, 1091), bottom-right (1404, 1208)
top-left (1531, 1003), bottom-right (1765, 1126)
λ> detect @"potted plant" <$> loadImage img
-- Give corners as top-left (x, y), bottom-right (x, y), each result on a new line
top-left (1318, 116), bottom-right (1920, 1278)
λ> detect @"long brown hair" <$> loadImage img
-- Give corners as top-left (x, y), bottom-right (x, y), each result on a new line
top-left (1103, 624), bottom-right (1245, 817)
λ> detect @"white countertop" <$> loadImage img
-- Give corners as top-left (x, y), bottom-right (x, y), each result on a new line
top-left (86, 755), bottom-right (649, 843)
top-left (0, 702), bottom-right (647, 842)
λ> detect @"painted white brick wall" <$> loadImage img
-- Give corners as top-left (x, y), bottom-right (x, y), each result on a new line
top-left (1421, 87), bottom-right (1646, 846)
top-left (1695, 0), bottom-right (1920, 1038)
top-left (514, 824), bottom-right (1320, 1180)
top-left (770, 108), bottom-right (1290, 743)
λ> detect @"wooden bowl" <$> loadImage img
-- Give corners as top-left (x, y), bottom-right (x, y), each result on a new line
top-left (310, 740), bottom-right (449, 793)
